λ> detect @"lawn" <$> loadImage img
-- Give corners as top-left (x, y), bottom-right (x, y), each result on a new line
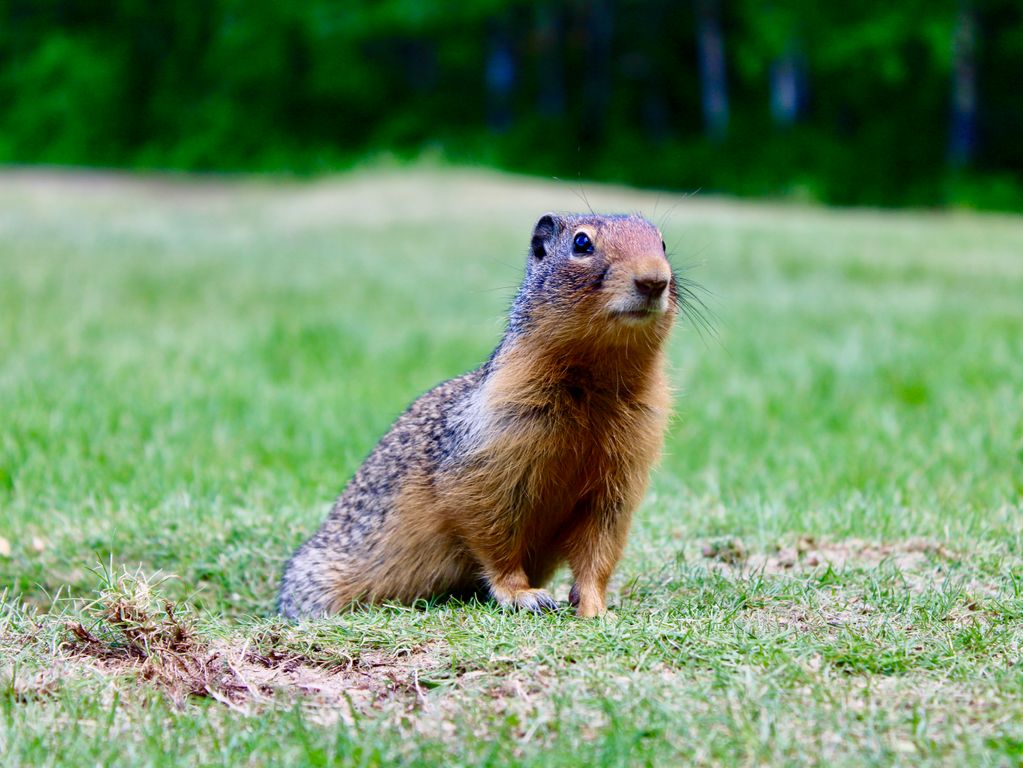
top-left (1, 167), bottom-right (1022, 766)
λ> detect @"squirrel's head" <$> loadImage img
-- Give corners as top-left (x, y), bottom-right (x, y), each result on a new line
top-left (510, 212), bottom-right (677, 348)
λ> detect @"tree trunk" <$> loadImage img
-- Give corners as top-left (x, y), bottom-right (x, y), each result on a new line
top-left (486, 22), bottom-right (516, 133)
top-left (770, 46), bottom-right (804, 127)
top-left (581, 0), bottom-right (614, 146)
top-left (695, 0), bottom-right (728, 141)
top-left (534, 4), bottom-right (565, 117)
top-left (949, 1), bottom-right (977, 167)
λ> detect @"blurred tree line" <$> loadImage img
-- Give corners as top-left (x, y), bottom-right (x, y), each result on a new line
top-left (2, 0), bottom-right (1022, 208)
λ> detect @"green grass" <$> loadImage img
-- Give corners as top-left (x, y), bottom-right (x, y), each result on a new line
top-left (1, 166), bottom-right (1022, 766)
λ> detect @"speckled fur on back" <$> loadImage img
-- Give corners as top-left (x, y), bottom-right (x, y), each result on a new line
top-left (278, 212), bottom-right (680, 618)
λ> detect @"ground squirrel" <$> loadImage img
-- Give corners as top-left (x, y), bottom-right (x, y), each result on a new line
top-left (278, 212), bottom-right (682, 618)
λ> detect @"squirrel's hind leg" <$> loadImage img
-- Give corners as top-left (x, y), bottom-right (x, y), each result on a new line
top-left (485, 567), bottom-right (560, 613)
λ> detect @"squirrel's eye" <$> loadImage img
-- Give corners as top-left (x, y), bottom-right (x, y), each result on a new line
top-left (573, 232), bottom-right (594, 254)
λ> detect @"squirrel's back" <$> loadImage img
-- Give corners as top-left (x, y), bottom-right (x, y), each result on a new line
top-left (278, 212), bottom-right (681, 618)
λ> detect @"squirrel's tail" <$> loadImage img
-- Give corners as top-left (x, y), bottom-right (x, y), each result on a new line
top-left (276, 542), bottom-right (336, 619)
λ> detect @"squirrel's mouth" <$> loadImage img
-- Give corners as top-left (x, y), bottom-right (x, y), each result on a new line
top-left (609, 293), bottom-right (670, 322)
top-left (610, 305), bottom-right (666, 324)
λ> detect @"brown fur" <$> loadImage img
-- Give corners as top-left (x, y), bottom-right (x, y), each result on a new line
top-left (277, 213), bottom-right (677, 618)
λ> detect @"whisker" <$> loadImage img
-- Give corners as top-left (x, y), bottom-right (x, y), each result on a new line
top-left (670, 268), bottom-right (720, 345)
top-left (474, 285), bottom-right (522, 294)
top-left (580, 186), bottom-right (595, 215)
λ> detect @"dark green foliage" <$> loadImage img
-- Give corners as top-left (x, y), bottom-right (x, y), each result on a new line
top-left (1, 0), bottom-right (1022, 206)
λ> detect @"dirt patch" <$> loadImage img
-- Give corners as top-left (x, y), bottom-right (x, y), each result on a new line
top-left (61, 572), bottom-right (224, 705)
top-left (700, 537), bottom-right (1009, 638)
top-left (0, 661), bottom-right (64, 703)
top-left (65, 620), bottom-right (446, 716)
top-left (64, 612), bottom-right (446, 715)
top-left (56, 568), bottom-right (448, 715)
top-left (702, 536), bottom-right (956, 576)
top-left (213, 641), bottom-right (447, 722)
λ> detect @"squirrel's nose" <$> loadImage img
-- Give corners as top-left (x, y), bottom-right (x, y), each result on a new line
top-left (633, 277), bottom-right (668, 299)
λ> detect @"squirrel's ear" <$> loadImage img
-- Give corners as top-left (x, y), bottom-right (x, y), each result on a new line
top-left (530, 213), bottom-right (562, 260)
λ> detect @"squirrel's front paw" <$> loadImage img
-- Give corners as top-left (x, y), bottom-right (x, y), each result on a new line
top-left (568, 582), bottom-right (607, 618)
top-left (498, 588), bottom-right (560, 613)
